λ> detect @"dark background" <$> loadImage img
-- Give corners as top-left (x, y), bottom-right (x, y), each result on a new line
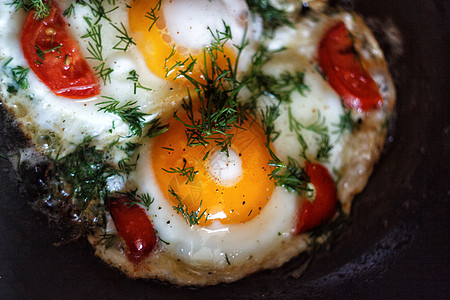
top-left (0, 0), bottom-right (448, 298)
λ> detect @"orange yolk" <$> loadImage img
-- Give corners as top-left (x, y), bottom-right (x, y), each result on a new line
top-left (129, 0), bottom-right (237, 83)
top-left (151, 112), bottom-right (275, 225)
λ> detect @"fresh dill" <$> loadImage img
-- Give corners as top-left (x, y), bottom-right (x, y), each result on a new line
top-left (96, 96), bottom-right (150, 137)
top-left (170, 23), bottom-right (249, 155)
top-left (245, 0), bottom-right (293, 35)
top-left (288, 107), bottom-right (328, 137)
top-left (78, 0), bottom-right (119, 25)
top-left (7, 0), bottom-right (52, 20)
top-left (269, 155), bottom-right (312, 196)
top-left (53, 136), bottom-right (116, 209)
top-left (254, 71), bottom-right (310, 103)
top-left (119, 189), bottom-right (154, 210)
top-left (10, 65), bottom-right (30, 90)
top-left (81, 17), bottom-right (114, 84)
top-left (111, 22), bottom-right (136, 52)
top-left (127, 70), bottom-right (152, 94)
top-left (332, 105), bottom-right (356, 137)
top-left (34, 44), bottom-right (62, 64)
top-left (169, 187), bottom-right (208, 226)
top-left (225, 253), bottom-right (231, 265)
top-left (162, 159), bottom-right (198, 184)
top-left (145, 0), bottom-right (162, 32)
top-left (145, 117), bottom-right (169, 139)
top-left (261, 104), bottom-right (281, 144)
top-left (63, 3), bottom-right (76, 17)
top-left (316, 134), bottom-right (333, 162)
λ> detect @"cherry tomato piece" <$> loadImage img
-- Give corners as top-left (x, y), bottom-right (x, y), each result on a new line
top-left (296, 162), bottom-right (337, 234)
top-left (109, 198), bottom-right (157, 263)
top-left (21, 3), bottom-right (100, 98)
top-left (318, 21), bottom-right (382, 111)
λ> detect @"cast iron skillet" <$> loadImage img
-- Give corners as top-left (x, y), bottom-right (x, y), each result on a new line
top-left (0, 0), bottom-right (448, 298)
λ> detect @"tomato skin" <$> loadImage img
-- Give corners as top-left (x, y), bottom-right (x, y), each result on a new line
top-left (109, 198), bottom-right (157, 263)
top-left (295, 162), bottom-right (337, 234)
top-left (318, 21), bottom-right (382, 112)
top-left (21, 3), bottom-right (100, 98)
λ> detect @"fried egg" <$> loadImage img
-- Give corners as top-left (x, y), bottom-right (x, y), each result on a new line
top-left (0, 0), bottom-right (395, 286)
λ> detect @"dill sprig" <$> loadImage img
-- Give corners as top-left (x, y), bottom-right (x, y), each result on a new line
top-left (3, 59), bottom-right (30, 90)
top-left (145, 117), bottom-right (169, 138)
top-left (63, 3), bottom-right (76, 17)
top-left (162, 158), bottom-right (198, 184)
top-left (316, 134), bottom-right (333, 162)
top-left (81, 17), bottom-right (114, 84)
top-left (78, 0), bottom-right (119, 25)
top-left (254, 71), bottom-right (310, 103)
top-left (96, 96), bottom-right (150, 137)
top-left (111, 22), bottom-right (136, 52)
top-left (127, 70), bottom-right (152, 94)
top-left (171, 23), bottom-right (249, 155)
top-left (145, 0), bottom-right (161, 32)
top-left (245, 0), bottom-right (293, 35)
top-left (269, 154), bottom-right (312, 196)
top-left (288, 107), bottom-right (328, 136)
top-left (261, 104), bottom-right (281, 145)
top-left (332, 104), bottom-right (356, 137)
top-left (53, 136), bottom-right (116, 209)
top-left (118, 189), bottom-right (154, 210)
top-left (7, 0), bottom-right (53, 20)
top-left (169, 187), bottom-right (208, 226)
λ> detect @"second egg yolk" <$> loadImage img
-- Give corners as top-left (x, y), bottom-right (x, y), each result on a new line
top-left (151, 112), bottom-right (275, 225)
top-left (129, 0), bottom-right (237, 83)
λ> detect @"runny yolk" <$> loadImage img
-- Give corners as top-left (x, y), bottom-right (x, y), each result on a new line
top-left (129, 0), bottom-right (236, 83)
top-left (151, 112), bottom-right (275, 225)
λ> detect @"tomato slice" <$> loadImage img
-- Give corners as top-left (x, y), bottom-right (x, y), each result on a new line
top-left (21, 3), bottom-right (100, 98)
top-left (295, 162), bottom-right (337, 234)
top-left (109, 198), bottom-right (157, 263)
top-left (318, 21), bottom-right (382, 111)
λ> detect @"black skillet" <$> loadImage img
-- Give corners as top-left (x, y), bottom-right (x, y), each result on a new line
top-left (0, 0), bottom-right (448, 298)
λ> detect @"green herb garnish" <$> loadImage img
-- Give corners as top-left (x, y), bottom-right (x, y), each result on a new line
top-left (169, 187), bottom-right (208, 226)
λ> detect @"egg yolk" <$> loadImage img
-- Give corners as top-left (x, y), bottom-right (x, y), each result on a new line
top-left (151, 112), bottom-right (275, 225)
top-left (129, 0), bottom-right (237, 83)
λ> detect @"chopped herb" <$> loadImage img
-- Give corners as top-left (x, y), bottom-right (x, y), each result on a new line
top-left (119, 189), bottom-right (154, 210)
top-left (316, 134), bottom-right (333, 161)
top-left (261, 104), bottom-right (281, 144)
top-left (268, 153), bottom-right (312, 196)
top-left (145, 117), bottom-right (169, 138)
top-left (162, 159), bottom-right (198, 184)
top-left (169, 187), bottom-right (208, 226)
top-left (245, 0), bottom-right (293, 35)
top-left (53, 136), bottom-right (116, 209)
top-left (10, 65), bottom-right (30, 90)
top-left (225, 253), bottom-right (231, 265)
top-left (170, 23), bottom-right (250, 155)
top-left (82, 17), bottom-right (114, 84)
top-left (127, 70), bottom-right (152, 94)
top-left (111, 22), bottom-right (136, 52)
top-left (97, 97), bottom-right (150, 137)
top-left (145, 0), bottom-right (162, 32)
top-left (63, 3), bottom-right (75, 17)
top-left (332, 104), bottom-right (356, 137)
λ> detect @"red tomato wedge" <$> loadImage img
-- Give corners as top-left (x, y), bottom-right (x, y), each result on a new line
top-left (318, 21), bottom-right (382, 111)
top-left (21, 3), bottom-right (100, 98)
top-left (109, 198), bottom-right (157, 263)
top-left (296, 162), bottom-right (337, 234)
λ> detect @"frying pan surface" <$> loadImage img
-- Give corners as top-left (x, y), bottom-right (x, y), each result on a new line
top-left (0, 0), bottom-right (448, 298)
